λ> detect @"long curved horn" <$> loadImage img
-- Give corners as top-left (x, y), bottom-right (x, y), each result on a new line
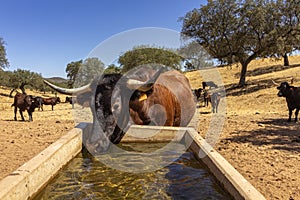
top-left (126, 79), bottom-right (153, 92)
top-left (43, 80), bottom-right (91, 95)
top-left (126, 68), bottom-right (165, 92)
top-left (126, 79), bottom-right (154, 92)
top-left (272, 80), bottom-right (280, 86)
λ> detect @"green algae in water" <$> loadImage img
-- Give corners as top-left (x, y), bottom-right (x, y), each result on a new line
top-left (33, 143), bottom-right (232, 200)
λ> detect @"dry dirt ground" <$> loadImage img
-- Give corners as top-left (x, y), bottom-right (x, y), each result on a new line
top-left (0, 56), bottom-right (300, 200)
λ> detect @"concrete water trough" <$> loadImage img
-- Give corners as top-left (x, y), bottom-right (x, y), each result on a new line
top-left (0, 123), bottom-right (266, 200)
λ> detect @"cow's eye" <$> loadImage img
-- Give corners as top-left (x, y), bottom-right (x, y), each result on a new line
top-left (113, 103), bottom-right (119, 110)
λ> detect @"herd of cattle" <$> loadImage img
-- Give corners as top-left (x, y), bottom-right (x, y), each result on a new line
top-left (10, 67), bottom-right (300, 153)
top-left (11, 93), bottom-right (63, 121)
top-left (193, 81), bottom-right (221, 113)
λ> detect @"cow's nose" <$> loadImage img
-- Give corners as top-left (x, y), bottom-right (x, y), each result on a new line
top-left (112, 103), bottom-right (120, 114)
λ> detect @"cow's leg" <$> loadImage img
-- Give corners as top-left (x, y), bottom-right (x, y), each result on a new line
top-left (14, 106), bottom-right (17, 121)
top-left (27, 110), bottom-right (33, 121)
top-left (288, 108), bottom-right (293, 122)
top-left (216, 101), bottom-right (219, 113)
top-left (52, 104), bottom-right (54, 111)
top-left (294, 108), bottom-right (299, 122)
top-left (19, 110), bottom-right (25, 121)
top-left (211, 102), bottom-right (215, 113)
top-left (41, 104), bottom-right (43, 111)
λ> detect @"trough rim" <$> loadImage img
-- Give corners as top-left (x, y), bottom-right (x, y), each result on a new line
top-left (0, 123), bottom-right (86, 200)
top-left (0, 123), bottom-right (265, 200)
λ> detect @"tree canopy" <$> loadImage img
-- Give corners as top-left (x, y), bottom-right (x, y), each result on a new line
top-left (270, 0), bottom-right (300, 66)
top-left (178, 41), bottom-right (214, 70)
top-left (65, 60), bottom-right (82, 88)
top-left (8, 69), bottom-right (43, 95)
top-left (104, 64), bottom-right (121, 74)
top-left (118, 46), bottom-right (183, 73)
top-left (66, 57), bottom-right (105, 87)
top-left (180, 0), bottom-right (300, 87)
top-left (75, 57), bottom-right (105, 86)
top-left (0, 38), bottom-right (9, 69)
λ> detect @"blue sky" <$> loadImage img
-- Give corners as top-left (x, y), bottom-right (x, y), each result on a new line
top-left (0, 0), bottom-right (206, 78)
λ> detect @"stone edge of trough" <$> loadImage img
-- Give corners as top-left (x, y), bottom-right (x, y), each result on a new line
top-left (124, 125), bottom-right (266, 200)
top-left (0, 123), bottom-right (87, 200)
top-left (0, 123), bottom-right (266, 200)
top-left (185, 128), bottom-right (266, 200)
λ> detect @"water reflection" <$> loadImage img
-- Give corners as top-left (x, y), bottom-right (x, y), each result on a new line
top-left (33, 143), bottom-right (232, 200)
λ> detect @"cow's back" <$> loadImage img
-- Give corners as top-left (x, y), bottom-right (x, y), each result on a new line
top-left (290, 87), bottom-right (300, 108)
top-left (14, 93), bottom-right (30, 111)
top-left (156, 70), bottom-right (196, 126)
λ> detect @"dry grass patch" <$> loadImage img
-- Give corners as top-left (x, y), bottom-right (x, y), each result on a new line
top-left (0, 55), bottom-right (300, 199)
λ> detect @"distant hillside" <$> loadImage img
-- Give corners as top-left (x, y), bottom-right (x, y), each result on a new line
top-left (45, 77), bottom-right (67, 84)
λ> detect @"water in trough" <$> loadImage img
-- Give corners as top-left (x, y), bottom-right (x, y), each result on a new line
top-left (33, 143), bottom-right (232, 200)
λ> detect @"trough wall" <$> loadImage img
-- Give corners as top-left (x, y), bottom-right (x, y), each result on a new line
top-left (0, 123), bottom-right (87, 200)
top-left (0, 123), bottom-right (266, 200)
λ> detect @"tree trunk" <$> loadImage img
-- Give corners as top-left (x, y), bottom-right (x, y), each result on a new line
top-left (238, 62), bottom-right (248, 87)
top-left (283, 53), bottom-right (289, 66)
top-left (20, 83), bottom-right (27, 94)
top-left (9, 89), bottom-right (15, 98)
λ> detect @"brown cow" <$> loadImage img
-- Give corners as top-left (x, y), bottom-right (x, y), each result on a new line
top-left (43, 67), bottom-right (196, 153)
top-left (127, 70), bottom-right (195, 126)
top-left (40, 97), bottom-right (61, 111)
top-left (11, 93), bottom-right (39, 121)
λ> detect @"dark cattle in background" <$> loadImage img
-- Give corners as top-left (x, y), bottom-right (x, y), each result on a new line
top-left (65, 96), bottom-right (75, 108)
top-left (11, 93), bottom-right (39, 121)
top-left (203, 89), bottom-right (210, 107)
top-left (65, 96), bottom-right (72, 103)
top-left (202, 90), bottom-right (221, 112)
top-left (41, 97), bottom-right (61, 111)
top-left (44, 67), bottom-right (196, 154)
top-left (275, 81), bottom-right (300, 122)
top-left (210, 92), bottom-right (221, 113)
top-left (202, 81), bottom-right (218, 89)
top-left (193, 88), bottom-right (203, 100)
top-left (34, 96), bottom-right (43, 111)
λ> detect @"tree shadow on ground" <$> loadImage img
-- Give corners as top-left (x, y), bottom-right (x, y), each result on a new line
top-left (0, 92), bottom-right (11, 98)
top-left (235, 63), bottom-right (300, 78)
top-left (224, 64), bottom-right (300, 97)
top-left (223, 118), bottom-right (300, 153)
top-left (224, 77), bottom-right (287, 97)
